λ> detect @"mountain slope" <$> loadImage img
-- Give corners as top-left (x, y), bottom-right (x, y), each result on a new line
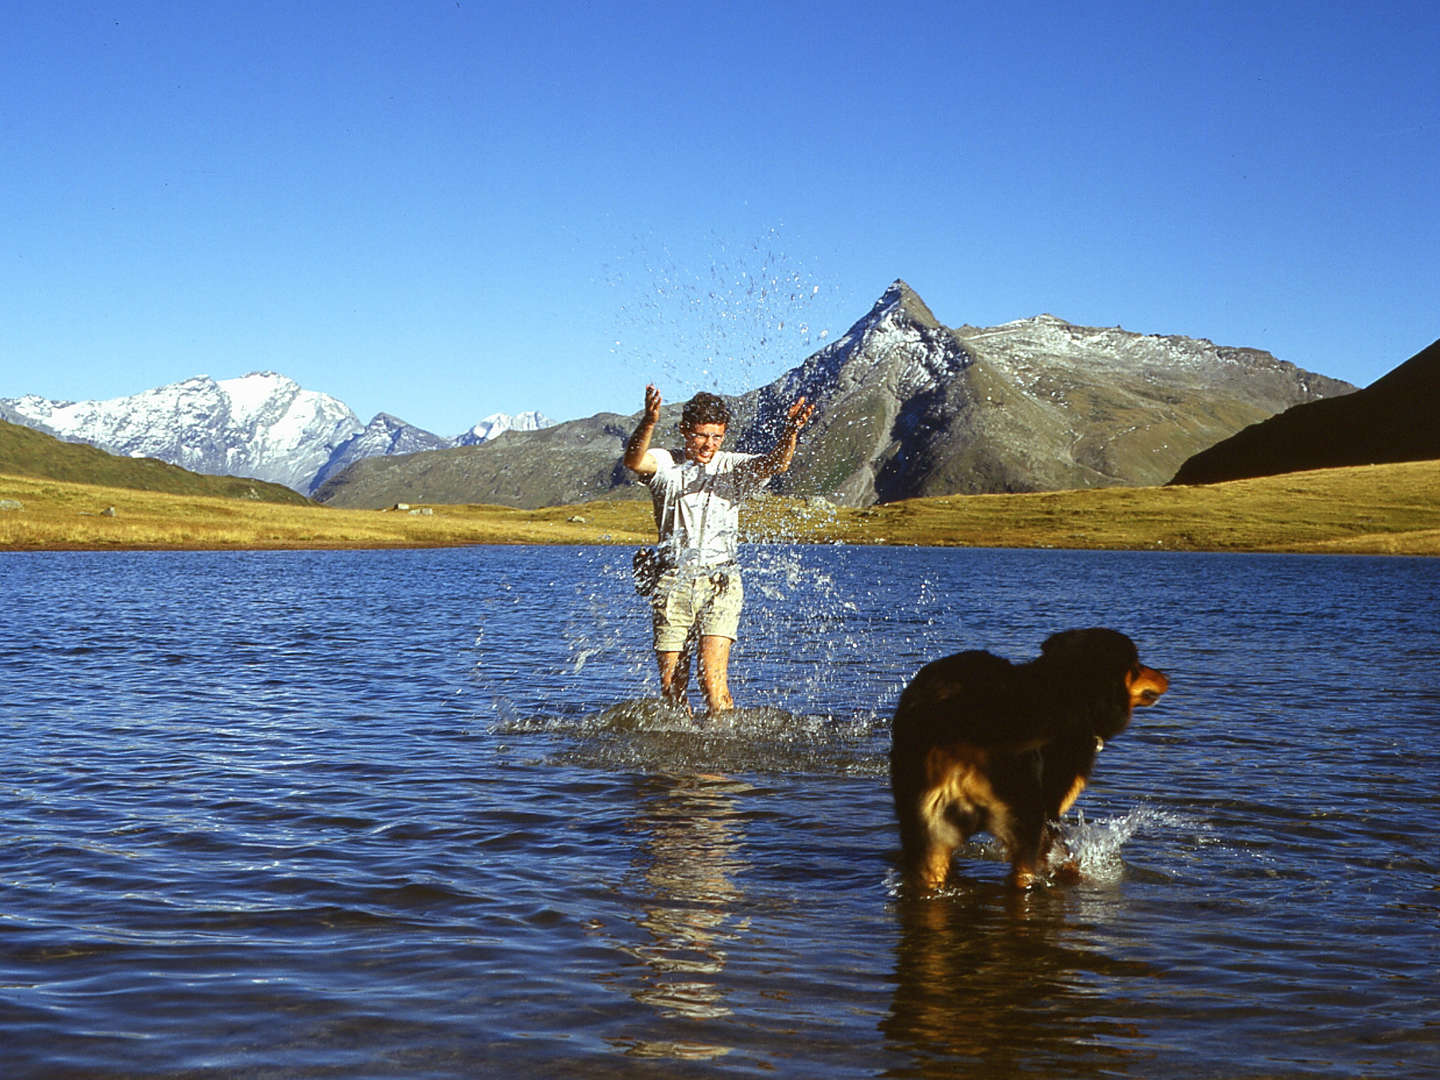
top-left (0, 418), bottom-right (310, 504)
top-left (1171, 337), bottom-right (1440, 484)
top-left (312, 413), bottom-right (639, 508)
top-left (1, 374), bottom-right (554, 495)
top-left (315, 281), bottom-right (1354, 509)
top-left (307, 412), bottom-right (453, 493)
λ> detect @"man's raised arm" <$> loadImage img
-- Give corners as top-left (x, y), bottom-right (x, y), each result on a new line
top-left (622, 384), bottom-right (663, 477)
top-left (746, 397), bottom-right (815, 481)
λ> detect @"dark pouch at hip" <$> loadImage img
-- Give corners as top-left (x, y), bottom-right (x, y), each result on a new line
top-left (632, 547), bottom-right (663, 595)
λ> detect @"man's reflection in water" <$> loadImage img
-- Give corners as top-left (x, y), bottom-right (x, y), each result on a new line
top-left (882, 881), bottom-right (1154, 1078)
top-left (612, 772), bottom-right (752, 1061)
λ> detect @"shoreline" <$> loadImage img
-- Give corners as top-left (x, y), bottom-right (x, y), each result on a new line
top-left (4, 539), bottom-right (1437, 558)
top-left (3, 460), bottom-right (1438, 558)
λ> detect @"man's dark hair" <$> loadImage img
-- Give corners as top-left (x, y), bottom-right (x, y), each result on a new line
top-left (681, 392), bottom-right (731, 430)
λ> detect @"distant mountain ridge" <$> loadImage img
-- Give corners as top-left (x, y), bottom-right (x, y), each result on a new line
top-left (314, 281), bottom-right (1356, 509)
top-left (0, 374), bottom-right (553, 496)
top-left (1171, 336), bottom-right (1440, 484)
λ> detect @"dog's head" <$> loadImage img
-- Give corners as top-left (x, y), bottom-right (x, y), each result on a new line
top-left (1040, 628), bottom-right (1169, 733)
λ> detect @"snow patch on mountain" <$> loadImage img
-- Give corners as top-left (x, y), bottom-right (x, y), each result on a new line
top-left (764, 280), bottom-right (972, 407)
top-left (454, 411), bottom-right (553, 446)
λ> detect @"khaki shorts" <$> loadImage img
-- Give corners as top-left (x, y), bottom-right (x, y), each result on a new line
top-left (651, 566), bottom-right (743, 652)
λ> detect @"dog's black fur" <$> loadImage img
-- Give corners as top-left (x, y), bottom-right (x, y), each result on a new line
top-left (890, 628), bottom-right (1169, 890)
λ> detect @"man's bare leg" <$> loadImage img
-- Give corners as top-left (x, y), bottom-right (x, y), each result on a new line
top-left (697, 635), bottom-right (734, 713)
top-left (657, 649), bottom-right (692, 712)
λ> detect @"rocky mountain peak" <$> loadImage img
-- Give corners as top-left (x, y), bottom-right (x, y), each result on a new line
top-left (870, 279), bottom-right (944, 331)
top-left (764, 281), bottom-right (970, 406)
top-left (359, 413), bottom-right (426, 439)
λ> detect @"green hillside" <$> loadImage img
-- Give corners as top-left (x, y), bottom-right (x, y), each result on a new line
top-left (0, 419), bottom-right (311, 505)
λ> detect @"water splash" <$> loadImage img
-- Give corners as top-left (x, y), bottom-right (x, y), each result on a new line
top-left (604, 224), bottom-right (833, 401)
top-left (523, 542), bottom-right (906, 723)
top-left (1052, 804), bottom-right (1194, 884)
top-left (881, 804), bottom-right (1195, 900)
top-left (492, 697), bottom-right (887, 778)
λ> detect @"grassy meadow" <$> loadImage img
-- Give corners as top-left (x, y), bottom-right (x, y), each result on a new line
top-left (2, 459), bottom-right (1438, 556)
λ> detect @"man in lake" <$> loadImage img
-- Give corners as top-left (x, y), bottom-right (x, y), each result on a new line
top-left (623, 384), bottom-right (814, 714)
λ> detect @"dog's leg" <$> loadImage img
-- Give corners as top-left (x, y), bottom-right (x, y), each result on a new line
top-left (1001, 800), bottom-right (1052, 889)
top-left (899, 786), bottom-right (970, 893)
top-left (913, 842), bottom-right (955, 892)
top-left (898, 797), bottom-right (961, 893)
top-left (988, 752), bottom-right (1050, 889)
top-left (1041, 752), bottom-right (1093, 884)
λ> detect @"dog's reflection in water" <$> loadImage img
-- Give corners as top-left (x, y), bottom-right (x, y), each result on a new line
top-left (883, 884), bottom-right (1158, 1076)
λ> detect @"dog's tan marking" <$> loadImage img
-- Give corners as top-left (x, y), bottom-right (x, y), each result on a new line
top-left (1057, 774), bottom-right (1087, 815)
top-left (909, 745), bottom-right (1003, 890)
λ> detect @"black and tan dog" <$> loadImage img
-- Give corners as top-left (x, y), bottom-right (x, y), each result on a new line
top-left (890, 628), bottom-right (1168, 891)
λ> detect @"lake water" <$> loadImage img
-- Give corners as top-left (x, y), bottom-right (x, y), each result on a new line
top-left (3, 544), bottom-right (1437, 1079)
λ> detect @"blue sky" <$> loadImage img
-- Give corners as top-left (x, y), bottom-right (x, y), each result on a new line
top-left (3, 1), bottom-right (1436, 435)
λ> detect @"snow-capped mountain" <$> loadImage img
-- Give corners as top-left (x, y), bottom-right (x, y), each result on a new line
top-left (0, 372), bottom-right (362, 493)
top-left (453, 411), bottom-right (552, 446)
top-left (0, 372), bottom-right (553, 496)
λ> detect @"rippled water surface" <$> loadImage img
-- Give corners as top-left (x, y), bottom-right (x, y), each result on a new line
top-left (3, 545), bottom-right (1438, 1078)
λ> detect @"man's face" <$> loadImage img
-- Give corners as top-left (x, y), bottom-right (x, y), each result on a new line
top-left (681, 422), bottom-right (727, 465)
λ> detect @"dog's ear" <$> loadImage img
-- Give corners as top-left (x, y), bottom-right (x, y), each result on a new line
top-left (1039, 629), bottom-right (1073, 655)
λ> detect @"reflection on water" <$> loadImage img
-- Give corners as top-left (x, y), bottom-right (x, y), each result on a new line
top-left (883, 879), bottom-right (1160, 1079)
top-left (613, 774), bottom-right (753, 1061)
top-left (878, 807), bottom-right (1186, 1078)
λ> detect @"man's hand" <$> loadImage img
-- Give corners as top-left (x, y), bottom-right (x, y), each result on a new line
top-left (643, 384), bottom-right (663, 424)
top-left (743, 395), bottom-right (816, 482)
top-left (785, 396), bottom-right (815, 434)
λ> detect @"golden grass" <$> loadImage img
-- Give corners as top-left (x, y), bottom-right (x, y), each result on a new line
top-left (2, 459), bottom-right (1438, 555)
top-left (749, 460), bottom-right (1440, 555)
top-left (0, 476), bottom-right (653, 550)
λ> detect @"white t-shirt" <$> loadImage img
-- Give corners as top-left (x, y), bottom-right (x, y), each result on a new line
top-left (645, 448), bottom-right (765, 569)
